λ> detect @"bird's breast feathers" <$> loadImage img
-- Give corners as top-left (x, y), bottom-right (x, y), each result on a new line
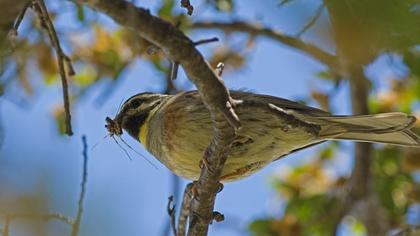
top-left (144, 91), bottom-right (320, 181)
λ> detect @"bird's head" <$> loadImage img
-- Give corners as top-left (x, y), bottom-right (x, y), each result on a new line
top-left (105, 92), bottom-right (167, 141)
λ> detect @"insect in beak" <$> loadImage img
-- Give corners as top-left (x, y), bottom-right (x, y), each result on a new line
top-left (104, 116), bottom-right (158, 168)
top-left (105, 116), bottom-right (122, 136)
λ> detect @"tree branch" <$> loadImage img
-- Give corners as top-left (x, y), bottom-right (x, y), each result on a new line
top-left (161, 174), bottom-right (181, 236)
top-left (347, 66), bottom-right (372, 198)
top-left (322, 2), bottom-right (392, 233)
top-left (0, 212), bottom-right (74, 236)
top-left (10, 1), bottom-right (31, 38)
top-left (75, 1), bottom-right (240, 235)
top-left (325, 65), bottom-right (390, 236)
top-left (295, 4), bottom-right (324, 37)
top-left (0, 135), bottom-right (89, 235)
top-left (0, 0), bottom-right (30, 62)
top-left (393, 225), bottom-right (420, 236)
top-left (178, 183), bottom-right (193, 236)
top-left (0, 212), bottom-right (73, 224)
top-left (167, 196), bottom-right (177, 236)
top-left (347, 67), bottom-right (390, 235)
top-left (70, 135), bottom-right (89, 236)
top-left (33, 0), bottom-right (74, 136)
top-left (191, 21), bottom-right (338, 70)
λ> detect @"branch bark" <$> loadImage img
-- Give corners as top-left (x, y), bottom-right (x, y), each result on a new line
top-left (191, 21), bottom-right (338, 70)
top-left (75, 1), bottom-right (240, 235)
top-left (347, 66), bottom-right (390, 235)
top-left (326, 1), bottom-right (392, 232)
top-left (33, 0), bottom-right (74, 136)
top-left (70, 135), bottom-right (89, 236)
top-left (0, 0), bottom-right (30, 33)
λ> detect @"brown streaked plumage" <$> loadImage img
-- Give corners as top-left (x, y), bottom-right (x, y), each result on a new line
top-left (106, 90), bottom-right (420, 182)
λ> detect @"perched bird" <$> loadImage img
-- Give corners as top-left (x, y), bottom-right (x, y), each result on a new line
top-left (105, 91), bottom-right (420, 182)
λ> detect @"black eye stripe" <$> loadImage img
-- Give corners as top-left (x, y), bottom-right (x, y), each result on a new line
top-left (129, 98), bottom-right (145, 108)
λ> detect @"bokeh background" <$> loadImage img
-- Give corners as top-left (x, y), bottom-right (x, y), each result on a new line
top-left (1, 0), bottom-right (420, 235)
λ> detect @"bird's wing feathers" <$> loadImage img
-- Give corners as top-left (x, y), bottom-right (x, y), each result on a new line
top-left (230, 90), bottom-right (330, 116)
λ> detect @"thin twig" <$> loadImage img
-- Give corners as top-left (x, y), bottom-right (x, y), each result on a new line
top-left (10, 1), bottom-right (31, 37)
top-left (278, 0), bottom-right (293, 6)
top-left (170, 37), bottom-right (218, 80)
top-left (64, 55), bottom-right (75, 76)
top-left (71, 135), bottom-right (89, 236)
top-left (0, 136), bottom-right (89, 235)
top-left (164, 69), bottom-right (177, 95)
top-left (177, 183), bottom-right (193, 236)
top-left (192, 21), bottom-right (338, 70)
top-left (167, 196), bottom-right (177, 236)
top-left (33, 0), bottom-right (74, 136)
top-left (170, 62), bottom-right (179, 80)
top-left (0, 212), bottom-right (73, 225)
top-left (295, 4), bottom-right (324, 37)
top-left (193, 37), bottom-right (219, 46)
top-left (161, 174), bottom-right (181, 236)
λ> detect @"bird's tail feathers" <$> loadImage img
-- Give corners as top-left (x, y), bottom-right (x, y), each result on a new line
top-left (318, 112), bottom-right (420, 147)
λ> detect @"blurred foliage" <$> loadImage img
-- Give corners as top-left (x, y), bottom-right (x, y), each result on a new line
top-left (250, 143), bottom-right (345, 236)
top-left (0, 181), bottom-right (51, 235)
top-left (248, 0), bottom-right (420, 235)
top-left (206, 0), bottom-right (235, 12)
top-left (326, 0), bottom-right (420, 65)
top-left (1, 0), bottom-right (420, 235)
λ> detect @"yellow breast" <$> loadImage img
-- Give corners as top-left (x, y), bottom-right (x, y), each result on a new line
top-left (139, 121), bottom-right (149, 148)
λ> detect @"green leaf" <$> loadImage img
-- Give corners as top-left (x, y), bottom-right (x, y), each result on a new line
top-left (73, 67), bottom-right (97, 87)
top-left (158, 0), bottom-right (175, 19)
top-left (44, 73), bottom-right (59, 85)
top-left (248, 219), bottom-right (275, 236)
top-left (76, 4), bottom-right (85, 21)
top-left (319, 143), bottom-right (336, 161)
top-left (316, 70), bottom-right (340, 82)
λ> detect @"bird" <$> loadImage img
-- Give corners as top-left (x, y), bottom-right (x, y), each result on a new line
top-left (105, 90), bottom-right (420, 182)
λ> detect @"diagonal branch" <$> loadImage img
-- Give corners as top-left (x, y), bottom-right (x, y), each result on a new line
top-left (295, 4), bottom-right (324, 37)
top-left (191, 21), bottom-right (338, 70)
top-left (33, 0), bottom-right (74, 136)
top-left (10, 1), bottom-right (31, 39)
top-left (74, 1), bottom-right (240, 235)
top-left (0, 0), bottom-right (30, 53)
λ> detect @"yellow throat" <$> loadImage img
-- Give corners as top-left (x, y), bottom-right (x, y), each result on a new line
top-left (139, 119), bottom-right (149, 148)
top-left (138, 103), bottom-right (161, 148)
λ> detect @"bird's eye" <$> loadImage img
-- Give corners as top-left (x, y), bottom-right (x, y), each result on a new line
top-left (129, 99), bottom-right (143, 108)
